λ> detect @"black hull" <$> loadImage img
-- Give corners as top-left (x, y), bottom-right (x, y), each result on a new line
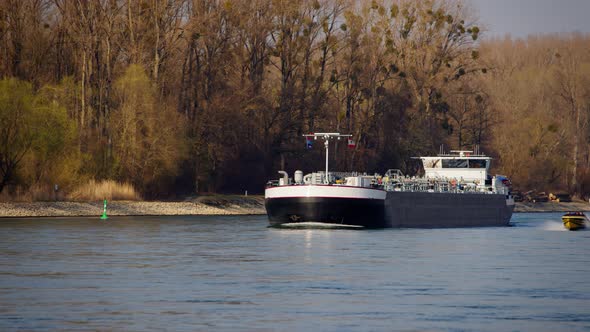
top-left (265, 191), bottom-right (513, 229)
top-left (265, 197), bottom-right (386, 228)
top-left (384, 191), bottom-right (513, 228)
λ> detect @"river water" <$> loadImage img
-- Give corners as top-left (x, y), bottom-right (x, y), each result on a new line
top-left (1, 213), bottom-right (589, 331)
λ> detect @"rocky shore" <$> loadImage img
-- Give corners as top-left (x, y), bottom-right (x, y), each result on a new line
top-left (0, 196), bottom-right (589, 217)
top-left (0, 196), bottom-right (266, 218)
top-left (514, 201), bottom-right (590, 213)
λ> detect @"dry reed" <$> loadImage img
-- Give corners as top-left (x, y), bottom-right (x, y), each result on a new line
top-left (67, 180), bottom-right (141, 201)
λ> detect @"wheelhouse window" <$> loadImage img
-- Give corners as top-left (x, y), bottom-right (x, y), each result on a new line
top-left (442, 159), bottom-right (468, 168)
top-left (468, 159), bottom-right (487, 169)
top-left (424, 159), bottom-right (441, 168)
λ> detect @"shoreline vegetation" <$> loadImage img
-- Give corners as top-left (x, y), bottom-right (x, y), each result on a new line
top-left (1, 196), bottom-right (589, 218)
top-left (2, 1), bottom-right (590, 203)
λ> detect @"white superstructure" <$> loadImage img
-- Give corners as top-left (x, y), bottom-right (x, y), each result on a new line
top-left (420, 150), bottom-right (489, 183)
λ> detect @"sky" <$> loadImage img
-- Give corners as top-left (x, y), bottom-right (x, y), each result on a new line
top-left (469, 0), bottom-right (590, 38)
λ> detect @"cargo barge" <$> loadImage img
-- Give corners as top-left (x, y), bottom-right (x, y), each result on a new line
top-left (265, 133), bottom-right (514, 228)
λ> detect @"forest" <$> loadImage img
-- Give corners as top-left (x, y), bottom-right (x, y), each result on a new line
top-left (1, 0), bottom-right (590, 200)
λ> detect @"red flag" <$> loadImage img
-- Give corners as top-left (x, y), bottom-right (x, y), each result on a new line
top-left (347, 138), bottom-right (356, 149)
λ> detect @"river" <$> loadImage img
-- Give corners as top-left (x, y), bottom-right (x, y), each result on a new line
top-left (1, 213), bottom-right (589, 331)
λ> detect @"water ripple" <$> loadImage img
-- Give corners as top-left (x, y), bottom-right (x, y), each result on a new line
top-left (0, 213), bottom-right (589, 331)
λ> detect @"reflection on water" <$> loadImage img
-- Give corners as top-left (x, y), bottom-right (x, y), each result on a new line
top-left (1, 213), bottom-right (589, 331)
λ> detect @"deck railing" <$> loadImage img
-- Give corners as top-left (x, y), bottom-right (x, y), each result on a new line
top-left (267, 169), bottom-right (510, 196)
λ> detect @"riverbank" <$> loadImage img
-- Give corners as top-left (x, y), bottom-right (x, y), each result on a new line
top-left (1, 197), bottom-right (589, 217)
top-left (514, 201), bottom-right (590, 212)
top-left (0, 196), bottom-right (266, 217)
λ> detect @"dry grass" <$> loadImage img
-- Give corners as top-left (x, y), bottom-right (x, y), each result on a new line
top-left (67, 180), bottom-right (141, 201)
top-left (0, 184), bottom-right (58, 202)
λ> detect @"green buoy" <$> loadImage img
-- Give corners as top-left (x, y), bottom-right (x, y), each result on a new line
top-left (100, 199), bottom-right (108, 220)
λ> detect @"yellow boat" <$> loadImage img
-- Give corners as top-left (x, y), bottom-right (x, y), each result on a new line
top-left (562, 212), bottom-right (587, 231)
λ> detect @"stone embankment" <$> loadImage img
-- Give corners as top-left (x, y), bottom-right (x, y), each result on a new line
top-left (514, 201), bottom-right (590, 213)
top-left (1, 196), bottom-right (589, 217)
top-left (0, 196), bottom-right (266, 217)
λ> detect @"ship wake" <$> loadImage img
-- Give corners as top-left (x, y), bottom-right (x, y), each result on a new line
top-left (273, 222), bottom-right (365, 230)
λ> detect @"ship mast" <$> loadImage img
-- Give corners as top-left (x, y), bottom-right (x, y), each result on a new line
top-left (303, 133), bottom-right (352, 184)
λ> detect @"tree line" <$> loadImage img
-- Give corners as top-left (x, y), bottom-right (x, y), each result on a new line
top-left (1, 0), bottom-right (589, 199)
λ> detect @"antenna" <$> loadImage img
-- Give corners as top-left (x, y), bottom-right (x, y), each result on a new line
top-left (303, 133), bottom-right (352, 184)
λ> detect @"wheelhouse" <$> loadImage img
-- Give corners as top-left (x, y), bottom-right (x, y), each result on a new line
top-left (419, 150), bottom-right (491, 183)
